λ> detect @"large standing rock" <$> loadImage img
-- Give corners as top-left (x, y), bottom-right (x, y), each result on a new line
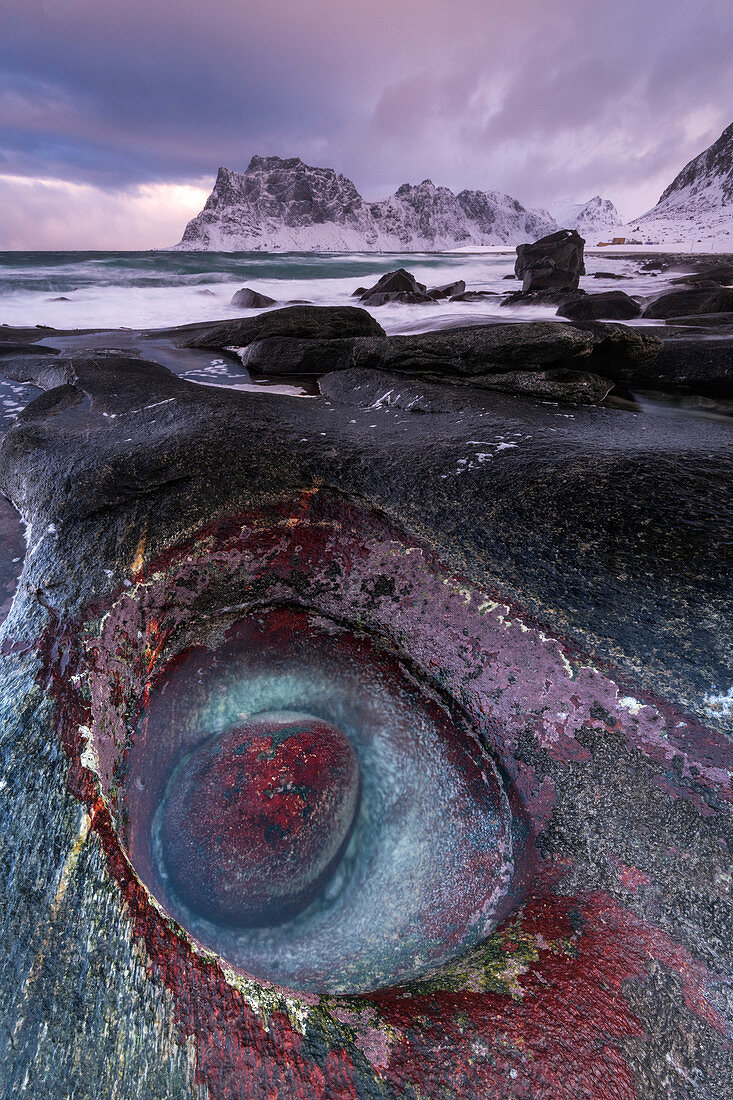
top-left (557, 292), bottom-right (642, 321)
top-left (515, 229), bottom-right (586, 292)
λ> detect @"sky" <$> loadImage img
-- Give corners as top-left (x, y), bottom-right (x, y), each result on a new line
top-left (1, 0), bottom-right (732, 249)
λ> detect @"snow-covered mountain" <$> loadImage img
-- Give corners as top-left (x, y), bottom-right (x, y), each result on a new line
top-left (174, 156), bottom-right (558, 251)
top-left (549, 196), bottom-right (622, 241)
top-left (625, 122), bottom-right (733, 246)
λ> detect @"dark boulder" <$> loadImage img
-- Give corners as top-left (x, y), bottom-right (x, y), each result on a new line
top-left (642, 287), bottom-right (733, 320)
top-left (366, 291), bottom-right (436, 306)
top-left (350, 323), bottom-right (593, 377)
top-left (515, 228), bottom-right (586, 292)
top-left (427, 280), bottom-right (466, 300)
top-left (178, 305), bottom-right (385, 350)
top-left (557, 292), bottom-right (642, 321)
top-left (225, 321), bottom-right (661, 386)
top-left (592, 271), bottom-right (629, 280)
top-left (567, 322), bottom-right (663, 384)
top-left (230, 287), bottom-right (278, 308)
top-left (349, 321), bottom-right (660, 381)
top-left (238, 337), bottom-right (356, 376)
top-left (358, 269), bottom-right (434, 306)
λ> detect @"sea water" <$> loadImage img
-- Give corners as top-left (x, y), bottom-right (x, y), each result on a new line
top-left (0, 249), bottom-right (670, 334)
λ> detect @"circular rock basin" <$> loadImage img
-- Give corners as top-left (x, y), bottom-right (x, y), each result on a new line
top-left (157, 711), bottom-right (361, 927)
top-left (120, 606), bottom-right (520, 993)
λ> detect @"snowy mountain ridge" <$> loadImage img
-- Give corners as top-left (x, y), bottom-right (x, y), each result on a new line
top-left (174, 156), bottom-right (559, 251)
top-left (624, 122), bottom-right (733, 246)
top-left (548, 196), bottom-right (622, 240)
top-left (175, 122), bottom-right (733, 252)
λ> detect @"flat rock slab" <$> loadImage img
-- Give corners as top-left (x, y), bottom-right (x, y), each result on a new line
top-left (0, 348), bottom-right (731, 1098)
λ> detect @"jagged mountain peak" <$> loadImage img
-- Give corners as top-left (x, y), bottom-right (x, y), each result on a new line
top-left (548, 195), bottom-right (621, 237)
top-left (246, 154), bottom-right (307, 172)
top-left (175, 156), bottom-right (558, 251)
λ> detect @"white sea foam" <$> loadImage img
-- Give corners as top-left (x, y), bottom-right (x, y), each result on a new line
top-left (0, 249), bottom-right (681, 334)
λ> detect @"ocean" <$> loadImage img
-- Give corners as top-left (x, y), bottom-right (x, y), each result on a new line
top-left (0, 248), bottom-right (668, 334)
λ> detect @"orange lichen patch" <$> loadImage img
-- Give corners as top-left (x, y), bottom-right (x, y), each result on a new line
top-left (131, 525), bottom-right (148, 579)
top-left (283, 485), bottom-right (321, 528)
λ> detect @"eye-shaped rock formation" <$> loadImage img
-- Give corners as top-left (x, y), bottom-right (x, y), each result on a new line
top-left (0, 323), bottom-right (731, 1098)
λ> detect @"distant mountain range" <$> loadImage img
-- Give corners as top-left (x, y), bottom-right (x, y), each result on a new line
top-left (174, 123), bottom-right (733, 251)
top-left (175, 157), bottom-right (561, 251)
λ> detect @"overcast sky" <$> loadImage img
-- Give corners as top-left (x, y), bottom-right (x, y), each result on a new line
top-left (2, 0), bottom-right (732, 248)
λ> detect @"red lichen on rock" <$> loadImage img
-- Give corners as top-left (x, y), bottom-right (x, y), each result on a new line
top-left (160, 713), bottom-right (361, 926)
top-left (36, 494), bottom-right (730, 1099)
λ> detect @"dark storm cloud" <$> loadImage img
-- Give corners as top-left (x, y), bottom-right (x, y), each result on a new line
top-left (1, 0), bottom-right (732, 244)
top-left (351, 0), bottom-right (733, 216)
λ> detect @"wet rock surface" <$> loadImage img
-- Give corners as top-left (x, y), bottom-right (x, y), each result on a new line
top-left (500, 286), bottom-right (587, 309)
top-left (321, 365), bottom-right (612, 407)
top-left (319, 367), bottom-right (490, 413)
top-left (174, 303), bottom-right (385, 349)
top-left (0, 495), bottom-right (24, 625)
top-left (0, 308), bottom-right (731, 1098)
top-left (0, 336), bottom-right (728, 732)
top-left (427, 279), bottom-right (466, 299)
top-left (229, 287), bottom-right (278, 308)
top-left (642, 286), bottom-right (733, 319)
